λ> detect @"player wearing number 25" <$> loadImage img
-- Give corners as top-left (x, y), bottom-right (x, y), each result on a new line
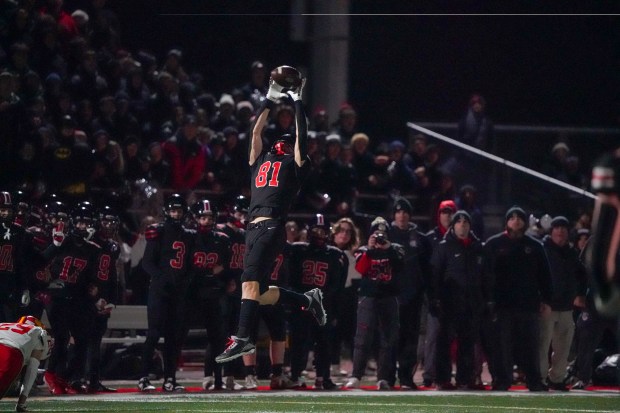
top-left (216, 68), bottom-right (327, 364)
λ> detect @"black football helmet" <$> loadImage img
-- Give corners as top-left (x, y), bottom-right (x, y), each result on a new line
top-left (585, 150), bottom-right (620, 316)
top-left (98, 205), bottom-right (119, 239)
top-left (270, 133), bottom-right (294, 156)
top-left (70, 202), bottom-right (96, 240)
top-left (192, 199), bottom-right (216, 233)
top-left (229, 195), bottom-right (249, 229)
top-left (309, 213), bottom-right (330, 248)
top-left (0, 191), bottom-right (13, 225)
top-left (163, 193), bottom-right (188, 223)
top-left (12, 190), bottom-right (30, 226)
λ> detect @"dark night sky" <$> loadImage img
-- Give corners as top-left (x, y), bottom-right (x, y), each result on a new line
top-left (74, 1), bottom-right (620, 143)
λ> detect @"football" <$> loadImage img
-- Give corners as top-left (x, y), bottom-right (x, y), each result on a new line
top-left (270, 65), bottom-right (302, 89)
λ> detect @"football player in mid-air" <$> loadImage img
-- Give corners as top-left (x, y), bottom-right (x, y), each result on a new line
top-left (216, 70), bottom-right (327, 364)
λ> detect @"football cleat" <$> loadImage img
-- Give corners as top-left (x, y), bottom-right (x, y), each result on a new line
top-left (377, 379), bottom-right (391, 390)
top-left (304, 288), bottom-right (327, 326)
top-left (162, 377), bottom-right (185, 392)
top-left (44, 372), bottom-right (65, 395)
top-left (215, 336), bottom-right (255, 363)
top-left (269, 374), bottom-right (295, 390)
top-left (224, 376), bottom-right (245, 390)
top-left (244, 374), bottom-right (258, 390)
top-left (344, 377), bottom-right (360, 389)
top-left (137, 377), bottom-right (156, 392)
top-left (88, 381), bottom-right (117, 393)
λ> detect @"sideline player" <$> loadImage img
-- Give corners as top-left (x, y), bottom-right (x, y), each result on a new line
top-left (0, 315), bottom-right (51, 412)
top-left (216, 71), bottom-right (326, 363)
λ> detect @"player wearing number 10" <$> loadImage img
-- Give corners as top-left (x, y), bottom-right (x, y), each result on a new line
top-left (216, 70), bottom-right (327, 364)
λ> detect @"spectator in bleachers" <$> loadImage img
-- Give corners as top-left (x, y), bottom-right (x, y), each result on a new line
top-left (122, 64), bottom-right (150, 125)
top-left (146, 71), bottom-right (178, 140)
top-left (456, 184), bottom-right (485, 239)
top-left (40, 0), bottom-right (79, 43)
top-left (0, 70), bottom-right (24, 188)
top-left (91, 129), bottom-right (124, 186)
top-left (408, 133), bottom-right (428, 169)
top-left (162, 114), bottom-right (206, 192)
top-left (350, 132), bottom-right (378, 193)
top-left (223, 126), bottom-right (249, 195)
top-left (161, 49), bottom-right (188, 83)
top-left (203, 134), bottom-right (230, 193)
top-left (122, 135), bottom-right (146, 182)
top-left (235, 100), bottom-right (254, 136)
top-left (311, 105), bottom-right (329, 133)
top-left (239, 60), bottom-right (268, 107)
top-left (113, 90), bottom-right (140, 140)
top-left (146, 141), bottom-right (170, 188)
top-left (264, 103), bottom-right (295, 141)
top-left (69, 49), bottom-right (108, 103)
top-left (331, 102), bottom-right (358, 144)
top-left (210, 93), bottom-right (237, 132)
top-left (385, 139), bottom-right (417, 195)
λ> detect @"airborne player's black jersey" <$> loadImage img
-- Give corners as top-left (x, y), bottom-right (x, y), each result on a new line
top-left (189, 230), bottom-right (232, 293)
top-left (288, 242), bottom-right (348, 313)
top-left (142, 222), bottom-right (196, 281)
top-left (248, 151), bottom-right (310, 221)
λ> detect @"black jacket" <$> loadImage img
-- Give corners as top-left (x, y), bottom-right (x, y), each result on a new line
top-left (543, 236), bottom-right (587, 311)
top-left (484, 231), bottom-right (552, 312)
top-left (430, 230), bottom-right (487, 313)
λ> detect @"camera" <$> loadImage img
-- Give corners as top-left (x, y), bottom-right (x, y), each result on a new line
top-left (374, 233), bottom-right (388, 245)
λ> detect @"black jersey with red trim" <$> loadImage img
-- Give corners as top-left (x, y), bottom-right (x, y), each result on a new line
top-left (46, 237), bottom-right (102, 299)
top-left (189, 230), bottom-right (232, 293)
top-left (219, 224), bottom-right (245, 278)
top-left (23, 226), bottom-right (53, 292)
top-left (247, 151), bottom-right (310, 221)
top-left (142, 221), bottom-right (196, 281)
top-left (0, 222), bottom-right (28, 297)
top-left (288, 242), bottom-right (348, 313)
top-left (93, 236), bottom-right (121, 302)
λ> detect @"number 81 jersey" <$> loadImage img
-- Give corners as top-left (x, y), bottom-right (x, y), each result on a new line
top-left (248, 151), bottom-right (310, 221)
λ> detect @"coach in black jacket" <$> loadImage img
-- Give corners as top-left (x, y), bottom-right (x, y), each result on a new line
top-left (484, 206), bottom-right (552, 391)
top-left (430, 210), bottom-right (486, 390)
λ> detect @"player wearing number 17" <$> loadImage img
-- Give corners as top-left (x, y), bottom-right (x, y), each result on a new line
top-left (216, 67), bottom-right (327, 364)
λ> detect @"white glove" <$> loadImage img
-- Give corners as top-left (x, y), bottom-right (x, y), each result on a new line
top-left (47, 279), bottom-right (65, 289)
top-left (287, 77), bottom-right (306, 102)
top-left (21, 289), bottom-right (30, 307)
top-left (266, 78), bottom-right (287, 102)
top-left (52, 222), bottom-right (65, 247)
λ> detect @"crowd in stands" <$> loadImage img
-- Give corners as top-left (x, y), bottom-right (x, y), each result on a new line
top-left (0, 0), bottom-right (614, 395)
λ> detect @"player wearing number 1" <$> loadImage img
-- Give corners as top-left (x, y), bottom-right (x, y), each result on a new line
top-left (216, 68), bottom-right (327, 364)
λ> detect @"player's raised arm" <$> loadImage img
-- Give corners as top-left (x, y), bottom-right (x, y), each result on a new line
top-left (249, 79), bottom-right (286, 166)
top-left (286, 77), bottom-right (307, 167)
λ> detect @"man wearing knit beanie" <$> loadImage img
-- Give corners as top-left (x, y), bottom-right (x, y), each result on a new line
top-left (388, 197), bottom-right (430, 390)
top-left (484, 205), bottom-right (552, 391)
top-left (430, 209), bottom-right (485, 390)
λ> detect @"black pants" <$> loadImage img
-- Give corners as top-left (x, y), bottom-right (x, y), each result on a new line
top-left (351, 296), bottom-right (399, 382)
top-left (87, 314), bottom-right (109, 384)
top-left (572, 309), bottom-right (618, 383)
top-left (435, 305), bottom-right (479, 385)
top-left (289, 307), bottom-right (331, 381)
top-left (193, 291), bottom-right (225, 386)
top-left (48, 297), bottom-right (94, 382)
top-left (141, 277), bottom-right (188, 379)
top-left (397, 295), bottom-right (423, 385)
top-left (492, 309), bottom-right (542, 389)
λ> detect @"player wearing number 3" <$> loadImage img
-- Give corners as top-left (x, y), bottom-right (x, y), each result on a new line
top-left (216, 67), bottom-right (327, 364)
top-left (137, 194), bottom-right (196, 392)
